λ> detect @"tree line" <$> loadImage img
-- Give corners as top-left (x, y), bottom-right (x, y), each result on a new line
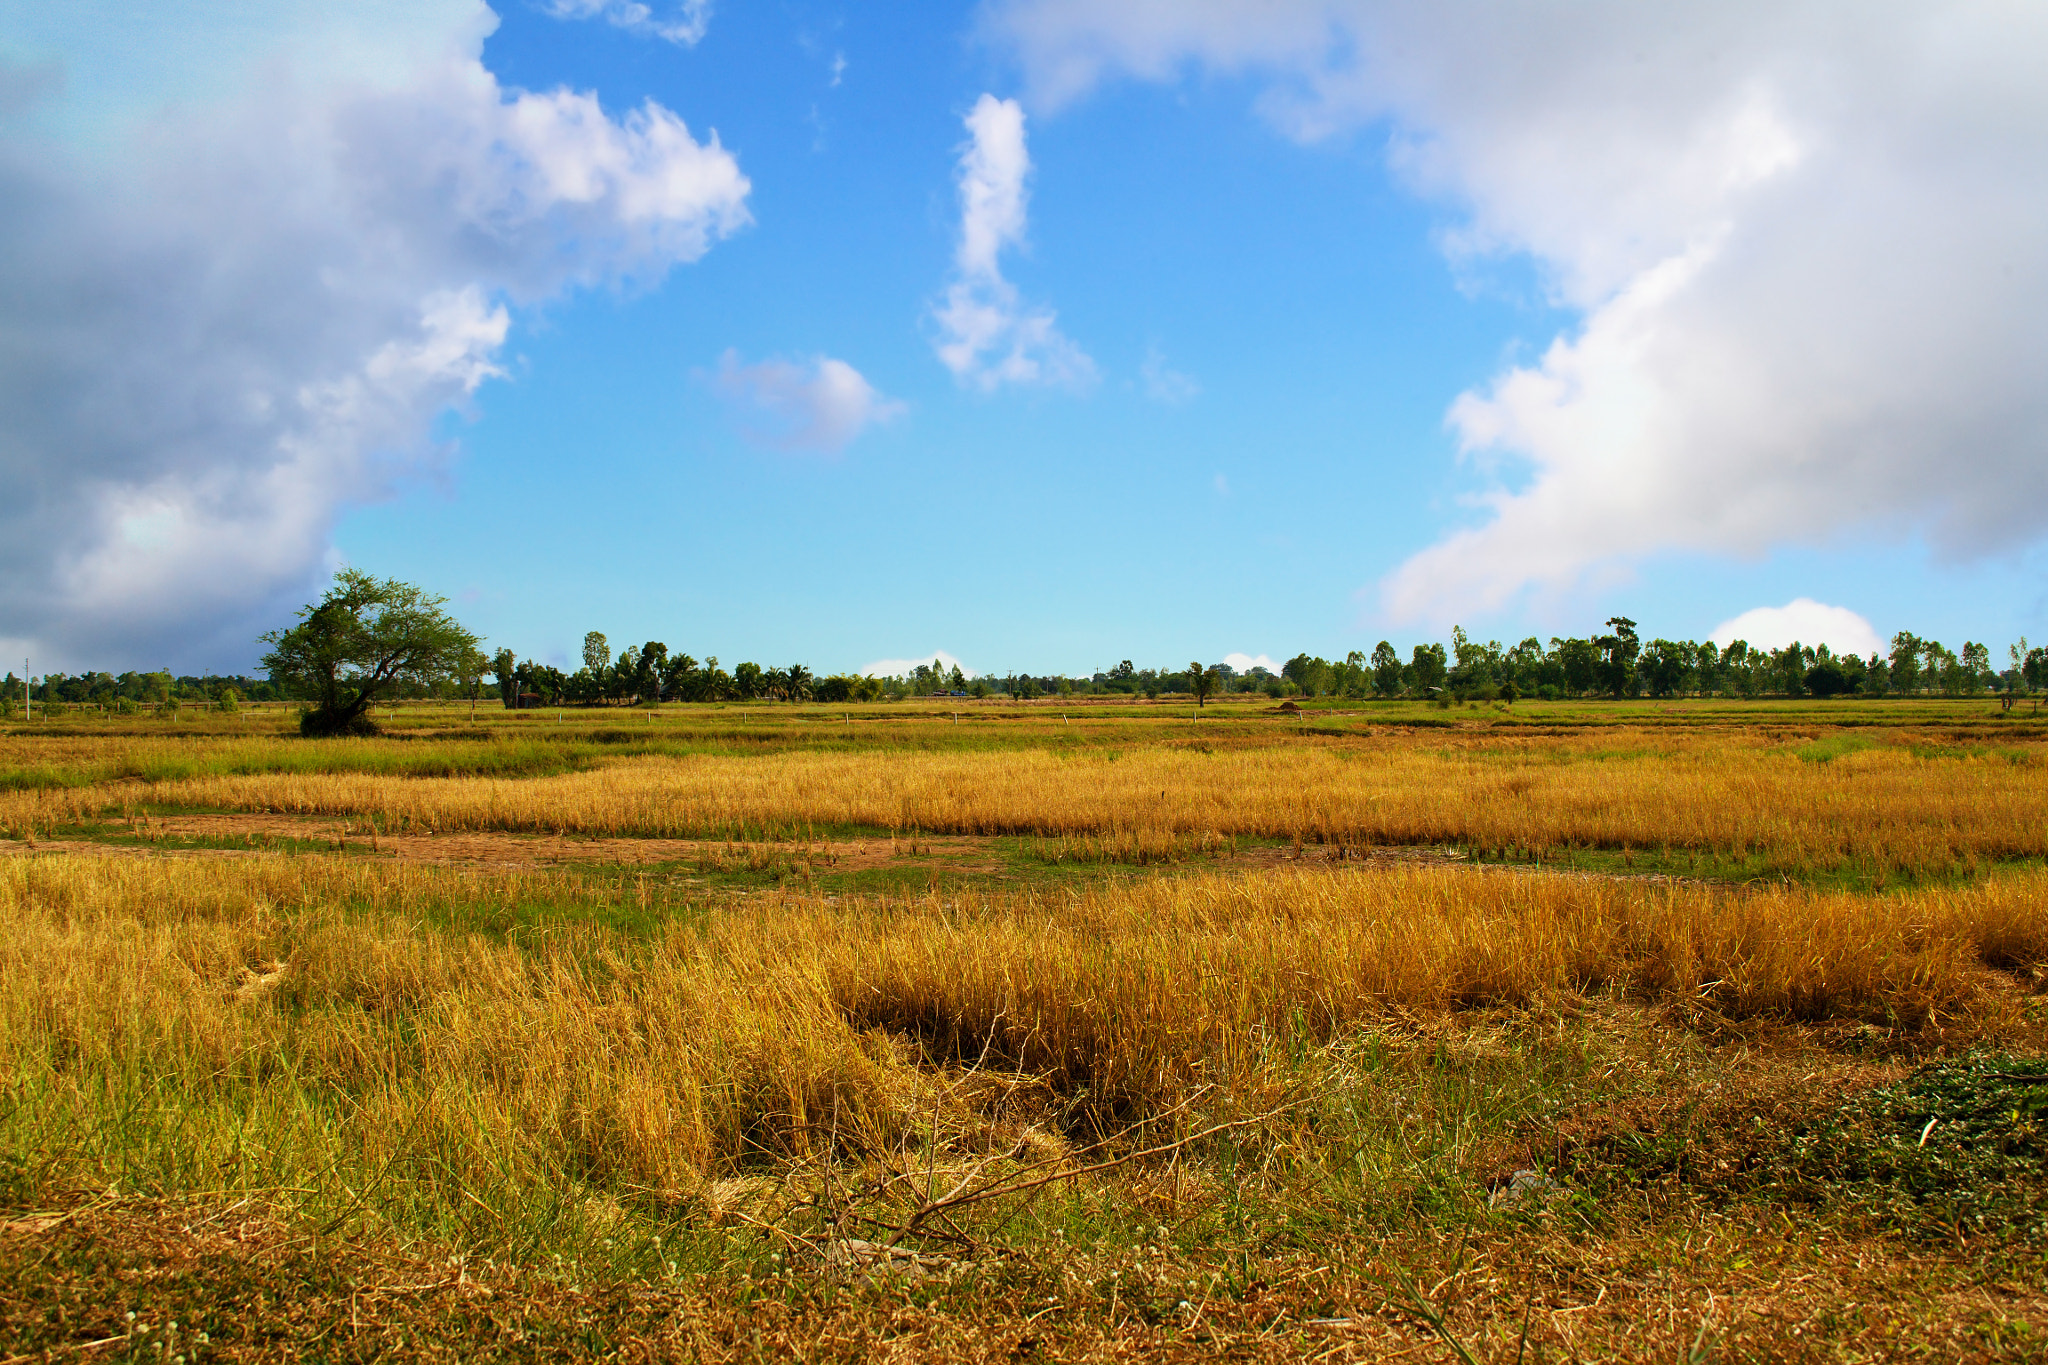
top-left (493, 618), bottom-right (2048, 709)
top-left (488, 634), bottom-right (978, 708)
top-left (5, 670), bottom-right (283, 714)
top-left (1262, 620), bottom-right (2048, 704)
top-left (15, 575), bottom-right (2048, 736)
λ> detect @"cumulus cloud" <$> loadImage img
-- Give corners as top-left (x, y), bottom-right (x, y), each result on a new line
top-left (1222, 652), bottom-right (1281, 674)
top-left (541, 0), bottom-right (712, 46)
top-left (1709, 599), bottom-right (1882, 658)
top-left (712, 351), bottom-right (904, 453)
top-left (931, 93), bottom-right (1095, 391)
top-left (986, 2), bottom-right (2048, 624)
top-left (0, 2), bottom-right (749, 669)
top-left (862, 650), bottom-right (975, 679)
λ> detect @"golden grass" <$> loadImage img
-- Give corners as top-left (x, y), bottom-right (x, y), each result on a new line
top-left (4, 851), bottom-right (2041, 1215)
top-left (9, 728), bottom-right (2042, 876)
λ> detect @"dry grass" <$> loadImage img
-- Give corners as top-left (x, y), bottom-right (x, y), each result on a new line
top-left (10, 729), bottom-right (2045, 878)
top-left (5, 716), bottom-right (2048, 1360)
top-left (8, 1192), bottom-right (2045, 1363)
top-left (3, 853), bottom-right (2041, 1213)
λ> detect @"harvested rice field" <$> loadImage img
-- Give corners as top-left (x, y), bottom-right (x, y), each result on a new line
top-left (3, 697), bottom-right (2045, 1362)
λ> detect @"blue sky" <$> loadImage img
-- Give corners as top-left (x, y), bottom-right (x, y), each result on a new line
top-left (4, 2), bottom-right (2046, 676)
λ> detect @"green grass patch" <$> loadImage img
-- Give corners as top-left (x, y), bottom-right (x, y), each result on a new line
top-left (1793, 734), bottom-right (1878, 762)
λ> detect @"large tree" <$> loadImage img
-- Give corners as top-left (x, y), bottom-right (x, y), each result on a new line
top-left (259, 570), bottom-right (480, 736)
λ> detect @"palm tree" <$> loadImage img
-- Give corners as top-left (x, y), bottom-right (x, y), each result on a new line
top-left (786, 664), bottom-right (814, 702)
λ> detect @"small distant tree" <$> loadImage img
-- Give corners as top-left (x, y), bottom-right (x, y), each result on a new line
top-left (1552, 638), bottom-right (1598, 697)
top-left (1591, 617), bottom-right (1640, 697)
top-left (660, 653), bottom-right (697, 701)
top-left (702, 657), bottom-right (732, 701)
top-left (1887, 632), bottom-right (1923, 695)
top-left (1638, 639), bottom-right (1691, 698)
top-left (1189, 661), bottom-right (1218, 708)
top-left (734, 661), bottom-right (763, 699)
top-left (1409, 642), bottom-right (1449, 695)
top-left (1805, 656), bottom-right (1852, 697)
top-left (456, 645), bottom-right (489, 716)
top-left (1370, 641), bottom-right (1402, 696)
top-left (1960, 642), bottom-right (1992, 694)
top-left (1922, 639), bottom-right (1960, 695)
top-left (492, 649), bottom-right (518, 709)
top-left (1690, 640), bottom-right (1722, 695)
top-left (635, 642), bottom-right (668, 702)
top-left (583, 632), bottom-right (611, 700)
top-left (259, 570), bottom-right (480, 736)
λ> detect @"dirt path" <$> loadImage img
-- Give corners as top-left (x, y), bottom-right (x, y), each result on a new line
top-left (0, 810), bottom-right (1478, 877)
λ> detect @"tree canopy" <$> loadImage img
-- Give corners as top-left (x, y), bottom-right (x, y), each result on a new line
top-left (259, 570), bottom-right (480, 736)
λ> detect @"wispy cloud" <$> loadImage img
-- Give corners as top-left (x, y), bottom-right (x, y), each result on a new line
top-left (931, 94), bottom-right (1094, 391)
top-left (711, 351), bottom-right (904, 453)
top-left (1141, 345), bottom-right (1199, 404)
top-left (539, 0), bottom-right (712, 45)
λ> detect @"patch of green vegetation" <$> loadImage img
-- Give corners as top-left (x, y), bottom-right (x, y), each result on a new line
top-left (1775, 1053), bottom-right (2048, 1240)
top-left (1555, 1052), bottom-right (2048, 1246)
top-left (34, 819), bottom-right (360, 859)
top-left (0, 766), bottom-right (97, 793)
top-left (380, 870), bottom-right (708, 942)
top-left (1462, 838), bottom-right (2048, 894)
top-left (1793, 734), bottom-right (1877, 763)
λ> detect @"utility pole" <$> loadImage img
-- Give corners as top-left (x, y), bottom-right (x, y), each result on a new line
top-left (22, 657), bottom-right (28, 722)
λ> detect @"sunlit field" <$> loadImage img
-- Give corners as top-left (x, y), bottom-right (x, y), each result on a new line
top-left (3, 699), bottom-right (2045, 1361)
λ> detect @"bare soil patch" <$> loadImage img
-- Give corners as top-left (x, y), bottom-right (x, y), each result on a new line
top-left (1, 812), bottom-right (1485, 879)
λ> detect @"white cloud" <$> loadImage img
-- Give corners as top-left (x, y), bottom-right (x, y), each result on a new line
top-left (861, 651), bottom-right (975, 679)
top-left (931, 93), bottom-right (1095, 391)
top-left (712, 351), bottom-right (904, 453)
top-left (0, 4), bottom-right (750, 669)
top-left (1709, 599), bottom-right (1882, 658)
top-left (1140, 345), bottom-right (1199, 404)
top-left (1222, 652), bottom-right (1280, 674)
top-left (986, 2), bottom-right (2048, 624)
top-left (541, 0), bottom-right (712, 46)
